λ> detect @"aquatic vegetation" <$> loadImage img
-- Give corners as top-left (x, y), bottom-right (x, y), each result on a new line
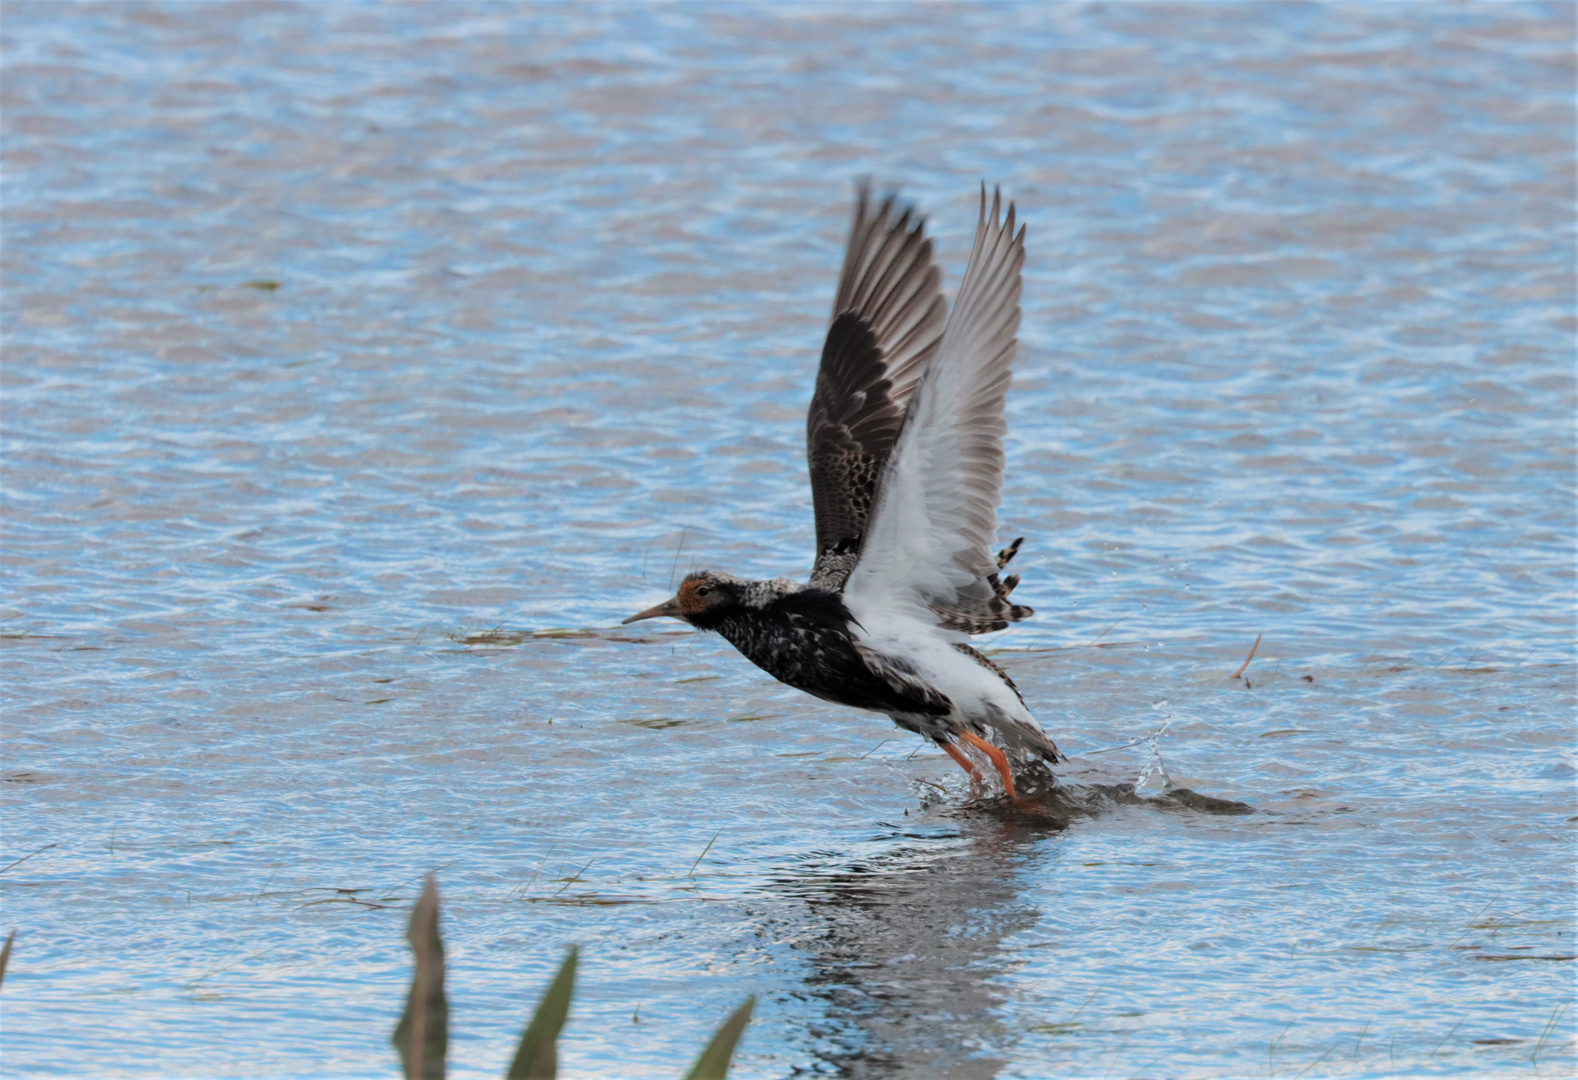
top-left (393, 877), bottom-right (754, 1079)
top-left (0, 901), bottom-right (752, 1079)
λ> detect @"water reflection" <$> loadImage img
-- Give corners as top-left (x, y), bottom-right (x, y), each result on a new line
top-left (780, 816), bottom-right (1050, 1079)
top-left (774, 779), bottom-right (1255, 1078)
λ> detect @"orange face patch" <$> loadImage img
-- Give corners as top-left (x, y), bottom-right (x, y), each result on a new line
top-left (676, 576), bottom-right (708, 616)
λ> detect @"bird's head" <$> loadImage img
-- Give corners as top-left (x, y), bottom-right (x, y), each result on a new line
top-left (621, 571), bottom-right (741, 627)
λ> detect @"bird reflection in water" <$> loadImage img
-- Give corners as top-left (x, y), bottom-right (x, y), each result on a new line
top-left (777, 814), bottom-right (1054, 1079)
top-left (772, 779), bottom-right (1251, 1077)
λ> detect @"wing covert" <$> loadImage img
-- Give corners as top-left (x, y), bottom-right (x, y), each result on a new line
top-left (806, 183), bottom-right (947, 590)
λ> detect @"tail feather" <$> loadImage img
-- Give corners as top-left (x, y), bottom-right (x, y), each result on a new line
top-left (987, 704), bottom-right (1064, 764)
top-left (952, 642), bottom-right (1063, 764)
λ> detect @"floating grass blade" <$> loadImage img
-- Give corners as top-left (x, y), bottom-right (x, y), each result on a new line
top-left (505, 947), bottom-right (578, 1079)
top-left (393, 877), bottom-right (447, 1080)
top-left (682, 996), bottom-right (755, 1080)
top-left (1231, 633), bottom-right (1263, 679)
top-left (688, 829), bottom-right (722, 877)
top-left (0, 929), bottom-right (14, 989)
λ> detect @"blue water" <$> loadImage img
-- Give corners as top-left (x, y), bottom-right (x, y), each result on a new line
top-left (2, 3), bottom-right (1573, 1077)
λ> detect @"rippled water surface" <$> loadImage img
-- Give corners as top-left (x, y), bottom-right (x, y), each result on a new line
top-left (3, 3), bottom-right (1575, 1077)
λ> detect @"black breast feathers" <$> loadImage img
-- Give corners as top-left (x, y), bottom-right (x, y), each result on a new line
top-left (698, 588), bottom-right (949, 719)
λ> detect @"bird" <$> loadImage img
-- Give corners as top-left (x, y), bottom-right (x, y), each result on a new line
top-left (624, 182), bottom-right (1062, 802)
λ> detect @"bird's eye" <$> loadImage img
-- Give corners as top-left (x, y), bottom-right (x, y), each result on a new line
top-left (696, 586), bottom-right (712, 597)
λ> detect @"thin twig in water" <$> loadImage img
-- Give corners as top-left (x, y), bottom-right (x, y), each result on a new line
top-left (1232, 633), bottom-right (1263, 679)
top-left (1532, 1002), bottom-right (1568, 1066)
top-left (1294, 1038), bottom-right (1341, 1078)
top-left (859, 740), bottom-right (891, 759)
top-left (1431, 1019), bottom-right (1462, 1057)
top-left (1087, 617), bottom-right (1125, 647)
top-left (0, 843), bottom-right (57, 876)
top-left (1064, 985), bottom-right (1103, 1025)
top-left (554, 858), bottom-right (596, 895)
top-left (1447, 891), bottom-right (1503, 948)
top-left (300, 897), bottom-right (389, 909)
top-left (668, 526), bottom-right (689, 590)
top-left (1270, 1018), bottom-right (1296, 1077)
top-left (518, 847), bottom-right (556, 898)
top-left (1102, 1032), bottom-right (1132, 1080)
top-left (688, 829), bottom-right (723, 877)
top-left (1125, 1056), bottom-right (1163, 1080)
top-left (387, 861), bottom-right (459, 897)
top-left (1474, 643), bottom-right (1541, 692)
top-left (1353, 1018), bottom-right (1370, 1060)
top-left (185, 948), bottom-right (272, 992)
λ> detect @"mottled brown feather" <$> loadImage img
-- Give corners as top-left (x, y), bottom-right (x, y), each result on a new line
top-left (932, 538), bottom-right (1034, 634)
top-left (807, 184), bottom-right (946, 590)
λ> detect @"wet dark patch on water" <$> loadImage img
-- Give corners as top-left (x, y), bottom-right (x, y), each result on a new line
top-left (959, 770), bottom-right (1257, 830)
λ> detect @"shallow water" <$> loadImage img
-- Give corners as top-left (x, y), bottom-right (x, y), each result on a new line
top-left (2, 2), bottom-right (1574, 1077)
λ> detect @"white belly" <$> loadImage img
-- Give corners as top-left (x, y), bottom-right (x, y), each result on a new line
top-left (849, 608), bottom-right (1052, 755)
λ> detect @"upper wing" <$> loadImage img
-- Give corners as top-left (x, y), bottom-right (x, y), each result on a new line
top-left (806, 183), bottom-right (947, 590)
top-left (842, 186), bottom-right (1031, 635)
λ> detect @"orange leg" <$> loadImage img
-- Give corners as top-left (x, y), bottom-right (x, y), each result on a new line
top-left (940, 740), bottom-right (983, 781)
top-left (959, 730), bottom-right (1018, 803)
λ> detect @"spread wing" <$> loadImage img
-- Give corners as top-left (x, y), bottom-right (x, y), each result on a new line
top-left (842, 186), bottom-right (1032, 635)
top-left (806, 183), bottom-right (947, 591)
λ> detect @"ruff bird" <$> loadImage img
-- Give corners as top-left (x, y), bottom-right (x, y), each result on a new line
top-left (625, 183), bottom-right (1061, 800)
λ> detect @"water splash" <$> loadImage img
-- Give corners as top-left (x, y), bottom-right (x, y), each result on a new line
top-left (1073, 697), bottom-right (1175, 793)
top-left (1131, 698), bottom-right (1175, 793)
